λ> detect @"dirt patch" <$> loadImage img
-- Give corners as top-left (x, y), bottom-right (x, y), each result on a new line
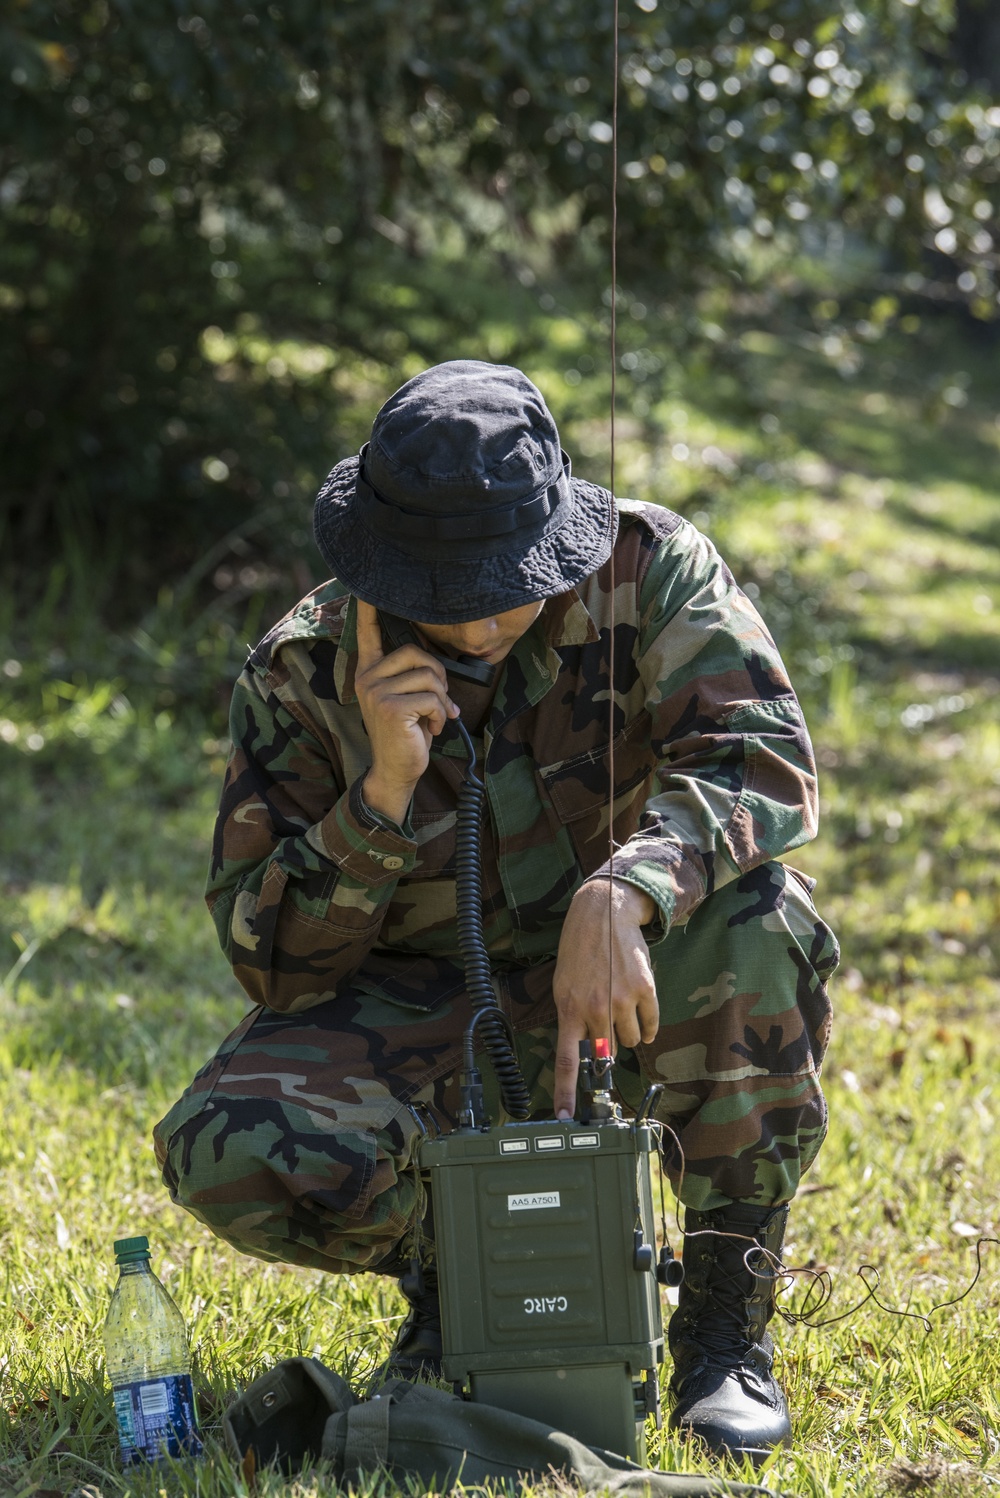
top-left (882, 1457), bottom-right (998, 1496)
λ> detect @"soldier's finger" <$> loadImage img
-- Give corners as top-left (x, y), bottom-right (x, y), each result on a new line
top-left (373, 663), bottom-right (452, 702)
top-left (553, 1020), bottom-right (585, 1118)
top-left (376, 688), bottom-right (452, 737)
top-left (611, 1002), bottom-right (641, 1051)
top-left (637, 981), bottom-right (660, 1045)
top-left (355, 600), bottom-right (385, 671)
top-left (361, 634), bottom-right (452, 697)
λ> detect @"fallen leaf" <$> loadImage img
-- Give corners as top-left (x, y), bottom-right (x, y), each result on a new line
top-left (241, 1445), bottom-right (257, 1490)
top-left (885, 1456), bottom-right (977, 1492)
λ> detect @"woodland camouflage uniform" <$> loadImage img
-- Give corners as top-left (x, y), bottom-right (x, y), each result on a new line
top-left (154, 498), bottom-right (838, 1275)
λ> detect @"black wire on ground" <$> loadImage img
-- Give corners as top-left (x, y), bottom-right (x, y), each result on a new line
top-left (453, 717), bottom-right (531, 1120)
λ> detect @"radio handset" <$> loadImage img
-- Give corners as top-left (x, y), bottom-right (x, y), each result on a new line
top-left (376, 610), bottom-right (497, 689)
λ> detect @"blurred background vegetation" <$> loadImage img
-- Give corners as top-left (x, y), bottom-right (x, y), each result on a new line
top-left (2, 5), bottom-right (1000, 1493)
top-left (3, 0), bottom-right (1000, 704)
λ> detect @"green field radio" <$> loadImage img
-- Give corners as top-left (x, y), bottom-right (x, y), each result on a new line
top-left (416, 710), bottom-right (682, 1463)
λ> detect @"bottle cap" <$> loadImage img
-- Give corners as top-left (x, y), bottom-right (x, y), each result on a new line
top-left (113, 1235), bottom-right (151, 1263)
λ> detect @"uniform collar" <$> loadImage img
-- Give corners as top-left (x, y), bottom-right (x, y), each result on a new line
top-left (334, 596), bottom-right (360, 703)
top-left (541, 587), bottom-right (600, 649)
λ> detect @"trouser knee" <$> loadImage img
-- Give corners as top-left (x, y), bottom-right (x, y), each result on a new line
top-left (648, 861), bottom-right (837, 1066)
top-left (617, 862), bottom-right (838, 1210)
top-left (153, 1085), bottom-right (423, 1274)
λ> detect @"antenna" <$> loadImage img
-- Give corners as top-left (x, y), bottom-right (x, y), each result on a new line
top-left (607, 0), bottom-right (620, 1054)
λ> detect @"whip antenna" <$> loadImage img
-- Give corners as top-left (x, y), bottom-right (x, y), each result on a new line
top-left (607, 0), bottom-right (620, 1050)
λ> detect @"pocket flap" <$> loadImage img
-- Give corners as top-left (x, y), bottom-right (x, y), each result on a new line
top-left (351, 952), bottom-right (467, 1012)
top-left (539, 714), bottom-right (656, 825)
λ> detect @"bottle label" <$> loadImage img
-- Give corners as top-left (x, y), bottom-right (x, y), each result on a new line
top-left (113, 1373), bottom-right (202, 1465)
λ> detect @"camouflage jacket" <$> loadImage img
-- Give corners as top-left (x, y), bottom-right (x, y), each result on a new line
top-left (207, 500), bottom-right (818, 1015)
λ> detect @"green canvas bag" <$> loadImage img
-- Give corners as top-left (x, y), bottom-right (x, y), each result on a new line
top-left (223, 1358), bottom-right (793, 1497)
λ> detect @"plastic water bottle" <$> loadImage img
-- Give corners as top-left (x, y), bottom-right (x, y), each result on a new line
top-left (103, 1235), bottom-right (203, 1465)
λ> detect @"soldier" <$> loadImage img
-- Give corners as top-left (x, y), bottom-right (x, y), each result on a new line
top-left (155, 360), bottom-right (838, 1463)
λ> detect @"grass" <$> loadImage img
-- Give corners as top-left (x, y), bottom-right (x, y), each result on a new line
top-left (1, 308), bottom-right (999, 1498)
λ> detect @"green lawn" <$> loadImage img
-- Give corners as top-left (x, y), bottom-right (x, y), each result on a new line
top-left (1, 314), bottom-right (998, 1498)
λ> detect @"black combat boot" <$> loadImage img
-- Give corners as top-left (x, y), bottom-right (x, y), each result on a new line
top-left (369, 1256), bottom-right (442, 1385)
top-left (668, 1201), bottom-right (791, 1464)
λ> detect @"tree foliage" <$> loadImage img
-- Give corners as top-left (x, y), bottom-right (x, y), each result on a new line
top-left (1, 0), bottom-right (998, 611)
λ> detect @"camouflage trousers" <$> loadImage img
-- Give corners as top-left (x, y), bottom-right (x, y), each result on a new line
top-left (154, 862), bottom-right (837, 1274)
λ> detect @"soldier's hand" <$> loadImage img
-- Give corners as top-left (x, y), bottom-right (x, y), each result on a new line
top-left (551, 879), bottom-right (660, 1118)
top-left (355, 600), bottom-right (459, 824)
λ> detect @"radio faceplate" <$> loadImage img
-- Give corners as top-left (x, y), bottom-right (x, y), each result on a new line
top-left (420, 1116), bottom-right (665, 1461)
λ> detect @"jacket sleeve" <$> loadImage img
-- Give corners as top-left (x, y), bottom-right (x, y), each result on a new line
top-left (205, 660), bottom-right (417, 1013)
top-left (589, 520), bottom-right (818, 936)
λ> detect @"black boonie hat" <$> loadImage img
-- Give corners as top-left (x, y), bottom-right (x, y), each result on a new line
top-left (312, 359), bottom-right (617, 624)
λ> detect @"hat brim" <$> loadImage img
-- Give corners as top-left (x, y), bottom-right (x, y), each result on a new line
top-left (312, 454), bottom-right (618, 625)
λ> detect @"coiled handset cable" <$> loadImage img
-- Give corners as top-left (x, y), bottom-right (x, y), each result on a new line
top-left (453, 715), bottom-right (532, 1125)
top-left (374, 612), bottom-right (531, 1125)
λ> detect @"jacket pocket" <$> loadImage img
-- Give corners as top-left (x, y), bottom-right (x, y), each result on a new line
top-left (403, 752), bottom-right (464, 880)
top-left (349, 952), bottom-right (468, 1013)
top-left (537, 712), bottom-right (657, 874)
